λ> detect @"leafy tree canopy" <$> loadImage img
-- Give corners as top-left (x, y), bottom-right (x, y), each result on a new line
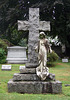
top-left (0, 0), bottom-right (70, 46)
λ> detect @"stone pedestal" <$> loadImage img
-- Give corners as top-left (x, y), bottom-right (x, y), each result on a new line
top-left (6, 46), bottom-right (27, 64)
top-left (8, 66), bottom-right (62, 94)
top-left (8, 80), bottom-right (62, 94)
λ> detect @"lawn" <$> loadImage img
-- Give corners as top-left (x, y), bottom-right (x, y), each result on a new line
top-left (0, 61), bottom-right (70, 100)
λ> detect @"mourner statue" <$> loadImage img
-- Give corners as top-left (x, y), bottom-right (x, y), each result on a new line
top-left (35, 32), bottom-right (52, 80)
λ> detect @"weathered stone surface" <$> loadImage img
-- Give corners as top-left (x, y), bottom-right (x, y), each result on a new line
top-left (48, 73), bottom-right (55, 81)
top-left (18, 8), bottom-right (50, 65)
top-left (8, 80), bottom-right (62, 94)
top-left (13, 73), bottom-right (55, 81)
top-left (28, 8), bottom-right (39, 63)
top-left (29, 8), bottom-right (39, 30)
top-left (13, 73), bottom-right (39, 81)
top-left (18, 21), bottom-right (29, 31)
top-left (8, 80), bottom-right (42, 94)
top-left (26, 63), bottom-right (39, 68)
top-left (20, 68), bottom-right (36, 74)
top-left (39, 21), bottom-right (50, 31)
top-left (51, 81), bottom-right (62, 93)
top-left (6, 46), bottom-right (27, 64)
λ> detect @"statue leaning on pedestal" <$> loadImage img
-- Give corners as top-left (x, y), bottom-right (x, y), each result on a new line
top-left (35, 32), bottom-right (52, 80)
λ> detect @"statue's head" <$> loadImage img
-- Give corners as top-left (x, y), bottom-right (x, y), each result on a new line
top-left (39, 32), bottom-right (45, 39)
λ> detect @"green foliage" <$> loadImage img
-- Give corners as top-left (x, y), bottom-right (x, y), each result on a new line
top-left (48, 51), bottom-right (59, 62)
top-left (0, 39), bottom-right (8, 52)
top-left (47, 51), bottom-right (59, 66)
top-left (6, 25), bottom-right (19, 45)
top-left (0, 48), bottom-right (6, 64)
top-left (0, 48), bottom-right (6, 58)
top-left (3, 39), bottom-right (14, 47)
top-left (0, 0), bottom-right (70, 47)
top-left (6, 25), bottom-right (27, 45)
top-left (0, 38), bottom-right (13, 53)
top-left (0, 38), bottom-right (13, 64)
top-left (18, 38), bottom-right (27, 47)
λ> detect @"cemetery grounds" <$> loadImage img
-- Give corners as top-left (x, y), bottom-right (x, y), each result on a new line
top-left (0, 61), bottom-right (70, 100)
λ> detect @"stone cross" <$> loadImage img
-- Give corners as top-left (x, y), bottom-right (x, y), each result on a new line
top-left (18, 8), bottom-right (50, 64)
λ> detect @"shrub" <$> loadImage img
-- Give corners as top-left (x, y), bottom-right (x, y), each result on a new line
top-left (0, 39), bottom-right (8, 52)
top-left (0, 39), bottom-right (13, 64)
top-left (0, 48), bottom-right (6, 64)
top-left (3, 39), bottom-right (14, 46)
top-left (0, 39), bottom-right (14, 53)
top-left (18, 38), bottom-right (27, 47)
top-left (47, 50), bottom-right (59, 66)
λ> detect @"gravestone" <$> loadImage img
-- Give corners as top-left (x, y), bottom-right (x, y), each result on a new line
top-left (8, 8), bottom-right (62, 94)
top-left (1, 65), bottom-right (11, 71)
top-left (19, 66), bottom-right (26, 70)
top-left (62, 58), bottom-right (68, 62)
top-left (6, 46), bottom-right (27, 64)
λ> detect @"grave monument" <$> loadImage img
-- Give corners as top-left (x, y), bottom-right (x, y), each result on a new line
top-left (6, 46), bottom-right (27, 64)
top-left (8, 8), bottom-right (62, 94)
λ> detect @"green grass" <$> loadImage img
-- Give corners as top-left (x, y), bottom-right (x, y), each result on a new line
top-left (0, 61), bottom-right (70, 100)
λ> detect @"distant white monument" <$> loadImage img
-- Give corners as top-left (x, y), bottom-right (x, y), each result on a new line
top-left (6, 46), bottom-right (27, 64)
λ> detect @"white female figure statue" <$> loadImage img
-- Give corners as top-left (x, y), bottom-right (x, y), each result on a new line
top-left (36, 32), bottom-right (52, 80)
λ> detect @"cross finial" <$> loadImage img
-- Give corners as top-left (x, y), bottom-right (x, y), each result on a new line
top-left (18, 8), bottom-right (50, 65)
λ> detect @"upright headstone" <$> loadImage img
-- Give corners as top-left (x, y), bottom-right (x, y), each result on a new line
top-left (6, 46), bottom-right (27, 64)
top-left (8, 8), bottom-right (62, 94)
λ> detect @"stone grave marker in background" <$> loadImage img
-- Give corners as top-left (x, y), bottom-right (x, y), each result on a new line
top-left (2, 65), bottom-right (11, 71)
top-left (19, 66), bottom-right (26, 70)
top-left (6, 46), bottom-right (27, 64)
top-left (8, 8), bottom-right (62, 94)
top-left (62, 58), bottom-right (68, 62)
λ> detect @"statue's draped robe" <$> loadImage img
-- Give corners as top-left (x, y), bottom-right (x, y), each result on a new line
top-left (36, 39), bottom-right (52, 80)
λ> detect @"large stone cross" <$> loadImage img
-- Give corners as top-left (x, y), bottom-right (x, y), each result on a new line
top-left (18, 8), bottom-right (50, 64)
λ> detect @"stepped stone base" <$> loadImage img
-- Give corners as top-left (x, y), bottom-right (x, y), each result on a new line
top-left (7, 62), bottom-right (62, 94)
top-left (26, 63), bottom-right (39, 68)
top-left (8, 80), bottom-right (62, 94)
top-left (13, 73), bottom-right (55, 81)
top-left (20, 68), bottom-right (36, 74)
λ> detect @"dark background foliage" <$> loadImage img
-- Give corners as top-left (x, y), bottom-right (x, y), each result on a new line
top-left (0, 0), bottom-right (70, 56)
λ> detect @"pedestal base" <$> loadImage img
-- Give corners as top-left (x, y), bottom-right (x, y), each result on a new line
top-left (8, 80), bottom-right (62, 94)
